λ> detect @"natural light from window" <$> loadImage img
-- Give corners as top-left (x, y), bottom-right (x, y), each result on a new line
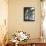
top-left (43, 0), bottom-right (46, 38)
top-left (0, 0), bottom-right (8, 44)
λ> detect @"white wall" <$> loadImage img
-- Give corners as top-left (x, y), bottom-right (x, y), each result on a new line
top-left (8, 0), bottom-right (41, 39)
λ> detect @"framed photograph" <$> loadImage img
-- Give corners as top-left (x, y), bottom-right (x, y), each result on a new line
top-left (24, 7), bottom-right (35, 21)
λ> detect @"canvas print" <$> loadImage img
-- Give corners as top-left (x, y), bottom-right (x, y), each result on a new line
top-left (24, 7), bottom-right (35, 21)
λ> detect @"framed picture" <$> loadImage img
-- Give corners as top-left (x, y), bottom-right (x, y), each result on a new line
top-left (24, 7), bottom-right (35, 21)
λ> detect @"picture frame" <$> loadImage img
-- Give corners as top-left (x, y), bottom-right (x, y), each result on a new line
top-left (24, 7), bottom-right (35, 21)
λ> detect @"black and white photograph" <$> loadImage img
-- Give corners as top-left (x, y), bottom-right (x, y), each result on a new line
top-left (24, 7), bottom-right (35, 21)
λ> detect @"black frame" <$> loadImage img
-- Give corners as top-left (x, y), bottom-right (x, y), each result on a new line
top-left (24, 7), bottom-right (35, 21)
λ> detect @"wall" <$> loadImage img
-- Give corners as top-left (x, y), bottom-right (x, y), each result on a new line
top-left (8, 0), bottom-right (41, 39)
